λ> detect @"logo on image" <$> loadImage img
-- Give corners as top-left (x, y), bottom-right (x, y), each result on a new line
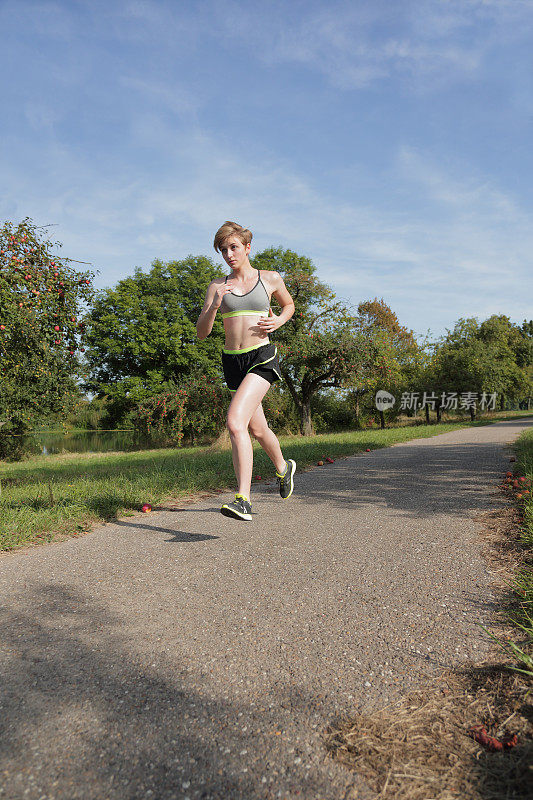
top-left (375, 390), bottom-right (395, 411)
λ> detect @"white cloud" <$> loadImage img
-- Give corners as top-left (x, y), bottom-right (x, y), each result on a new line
top-left (119, 76), bottom-right (202, 120)
top-left (1, 0), bottom-right (532, 337)
top-left (1, 119), bottom-right (530, 336)
top-left (207, 0), bottom-right (533, 91)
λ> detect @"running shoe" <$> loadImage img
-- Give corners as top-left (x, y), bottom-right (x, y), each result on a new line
top-left (221, 494), bottom-right (252, 521)
top-left (276, 459), bottom-right (296, 499)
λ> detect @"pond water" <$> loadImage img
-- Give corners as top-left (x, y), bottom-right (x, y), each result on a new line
top-left (32, 429), bottom-right (174, 456)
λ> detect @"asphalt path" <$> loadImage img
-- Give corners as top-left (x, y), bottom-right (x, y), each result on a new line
top-left (1, 418), bottom-right (531, 800)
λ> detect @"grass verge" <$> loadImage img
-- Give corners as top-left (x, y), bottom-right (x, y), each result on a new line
top-left (0, 417), bottom-right (516, 552)
top-left (0, 423), bottom-right (479, 551)
top-left (324, 424), bottom-right (533, 799)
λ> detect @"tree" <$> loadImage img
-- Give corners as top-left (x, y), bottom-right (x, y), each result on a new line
top-left (0, 218), bottom-right (94, 459)
top-left (519, 320), bottom-right (533, 409)
top-left (83, 256), bottom-right (225, 423)
top-left (477, 315), bottom-right (532, 409)
top-left (355, 298), bottom-right (425, 427)
top-left (430, 316), bottom-right (532, 420)
top-left (251, 247), bottom-right (378, 434)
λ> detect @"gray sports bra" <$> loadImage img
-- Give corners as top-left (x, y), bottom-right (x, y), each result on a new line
top-left (219, 270), bottom-right (270, 319)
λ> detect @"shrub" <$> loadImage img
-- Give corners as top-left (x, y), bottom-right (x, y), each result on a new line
top-left (131, 388), bottom-right (188, 446)
top-left (181, 377), bottom-right (228, 445)
top-left (311, 390), bottom-right (359, 432)
top-left (128, 377), bottom-right (229, 447)
top-left (262, 386), bottom-right (300, 434)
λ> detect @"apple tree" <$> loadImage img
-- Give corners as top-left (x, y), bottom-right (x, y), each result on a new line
top-left (354, 298), bottom-right (426, 428)
top-left (251, 247), bottom-right (383, 435)
top-left (0, 218), bottom-right (94, 459)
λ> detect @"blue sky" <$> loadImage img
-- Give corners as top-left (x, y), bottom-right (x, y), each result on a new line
top-left (1, 0), bottom-right (532, 340)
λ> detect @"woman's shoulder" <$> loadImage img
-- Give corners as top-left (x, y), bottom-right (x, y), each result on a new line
top-left (259, 270), bottom-right (284, 294)
top-left (258, 268), bottom-right (282, 286)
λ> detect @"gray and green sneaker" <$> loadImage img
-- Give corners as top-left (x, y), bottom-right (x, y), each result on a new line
top-left (276, 459), bottom-right (296, 499)
top-left (221, 494), bottom-right (252, 521)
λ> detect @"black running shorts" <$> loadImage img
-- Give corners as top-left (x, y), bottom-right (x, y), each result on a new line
top-left (222, 341), bottom-right (282, 392)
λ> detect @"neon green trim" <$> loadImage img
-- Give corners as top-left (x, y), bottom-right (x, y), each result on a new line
top-left (222, 310), bottom-right (268, 319)
top-left (246, 347), bottom-right (278, 375)
top-left (223, 341), bottom-right (270, 355)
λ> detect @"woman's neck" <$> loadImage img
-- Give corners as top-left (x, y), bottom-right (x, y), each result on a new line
top-left (231, 261), bottom-right (255, 280)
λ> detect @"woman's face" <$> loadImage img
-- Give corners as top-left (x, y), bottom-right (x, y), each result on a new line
top-left (220, 235), bottom-right (251, 270)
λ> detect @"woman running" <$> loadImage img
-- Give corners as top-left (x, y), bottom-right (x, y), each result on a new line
top-left (197, 221), bottom-right (296, 520)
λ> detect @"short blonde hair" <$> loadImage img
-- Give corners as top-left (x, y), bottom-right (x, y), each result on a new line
top-left (213, 221), bottom-right (252, 253)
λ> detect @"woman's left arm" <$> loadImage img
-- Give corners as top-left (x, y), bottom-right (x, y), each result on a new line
top-left (256, 271), bottom-right (295, 335)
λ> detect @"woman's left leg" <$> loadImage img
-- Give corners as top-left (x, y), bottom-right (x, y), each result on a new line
top-left (248, 402), bottom-right (286, 473)
top-left (226, 372), bottom-right (272, 499)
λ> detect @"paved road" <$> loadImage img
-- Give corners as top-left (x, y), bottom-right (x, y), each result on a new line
top-left (1, 418), bottom-right (531, 800)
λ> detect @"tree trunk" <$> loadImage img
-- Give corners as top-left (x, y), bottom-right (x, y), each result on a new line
top-left (436, 402), bottom-right (442, 423)
top-left (379, 409), bottom-right (385, 429)
top-left (470, 406), bottom-right (475, 421)
top-left (500, 394), bottom-right (505, 411)
top-left (425, 404), bottom-right (430, 424)
top-left (301, 400), bottom-right (314, 436)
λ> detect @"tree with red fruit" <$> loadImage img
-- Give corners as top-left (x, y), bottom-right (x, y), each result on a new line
top-left (251, 247), bottom-right (383, 435)
top-left (0, 218), bottom-right (95, 459)
top-left (354, 298), bottom-right (425, 428)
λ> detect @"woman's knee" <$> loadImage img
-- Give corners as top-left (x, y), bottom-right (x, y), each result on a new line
top-left (249, 419), bottom-right (269, 440)
top-left (226, 411), bottom-right (248, 438)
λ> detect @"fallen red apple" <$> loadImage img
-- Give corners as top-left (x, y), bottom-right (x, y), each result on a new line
top-left (141, 503), bottom-right (152, 513)
top-left (519, 477), bottom-right (526, 482)
top-left (326, 457), bottom-right (334, 463)
top-left (254, 475), bottom-right (262, 481)
top-left (365, 448), bottom-right (371, 452)
top-left (512, 480), bottom-right (519, 488)
top-left (317, 460), bottom-right (324, 466)
top-left (516, 493), bottom-right (523, 500)
top-left (506, 471), bottom-right (513, 477)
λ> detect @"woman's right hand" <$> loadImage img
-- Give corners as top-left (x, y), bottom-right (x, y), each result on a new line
top-left (211, 281), bottom-right (235, 309)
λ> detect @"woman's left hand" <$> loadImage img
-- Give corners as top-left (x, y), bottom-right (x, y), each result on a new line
top-left (256, 308), bottom-right (280, 335)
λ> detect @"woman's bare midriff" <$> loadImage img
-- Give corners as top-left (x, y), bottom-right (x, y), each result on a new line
top-left (223, 315), bottom-right (270, 351)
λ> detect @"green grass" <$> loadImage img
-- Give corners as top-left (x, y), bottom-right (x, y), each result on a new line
top-left (1, 414), bottom-right (531, 552)
top-left (488, 427), bottom-right (533, 683)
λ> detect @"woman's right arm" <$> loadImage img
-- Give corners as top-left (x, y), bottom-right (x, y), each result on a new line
top-left (196, 280), bottom-right (232, 340)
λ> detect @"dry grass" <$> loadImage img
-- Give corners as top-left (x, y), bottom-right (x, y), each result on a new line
top-left (207, 428), bottom-right (232, 451)
top-left (324, 669), bottom-right (532, 800)
top-left (323, 486), bottom-right (533, 799)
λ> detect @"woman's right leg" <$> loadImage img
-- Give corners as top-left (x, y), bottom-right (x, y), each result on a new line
top-left (226, 373), bottom-right (272, 499)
